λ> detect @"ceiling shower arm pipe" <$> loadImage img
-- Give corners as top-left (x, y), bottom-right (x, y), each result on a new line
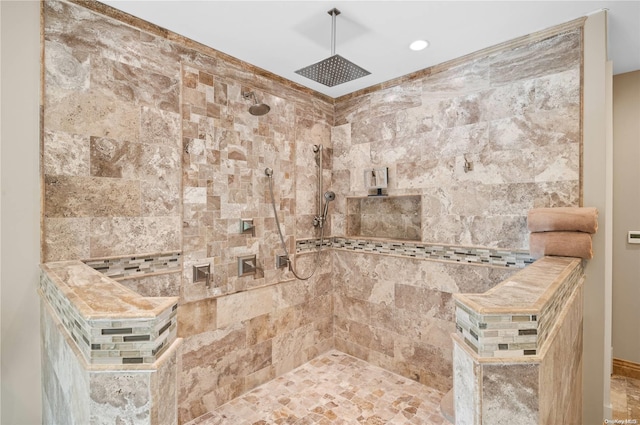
top-left (329, 8), bottom-right (340, 56)
top-left (318, 145), bottom-right (323, 221)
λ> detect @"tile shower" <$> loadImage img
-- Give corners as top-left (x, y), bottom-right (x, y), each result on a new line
top-left (40, 1), bottom-right (583, 423)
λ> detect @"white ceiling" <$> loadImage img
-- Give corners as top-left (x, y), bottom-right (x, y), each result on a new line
top-left (102, 1), bottom-right (640, 98)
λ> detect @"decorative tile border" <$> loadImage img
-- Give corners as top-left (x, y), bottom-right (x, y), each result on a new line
top-left (454, 261), bottom-right (583, 358)
top-left (40, 270), bottom-right (177, 365)
top-left (296, 237), bottom-right (534, 268)
top-left (83, 252), bottom-right (182, 280)
top-left (295, 238), bottom-right (334, 252)
top-left (455, 304), bottom-right (539, 358)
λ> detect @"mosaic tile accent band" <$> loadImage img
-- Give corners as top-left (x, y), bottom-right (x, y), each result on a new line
top-left (40, 271), bottom-right (177, 365)
top-left (454, 261), bottom-right (583, 357)
top-left (83, 252), bottom-right (182, 280)
top-left (297, 237), bottom-right (534, 268)
top-left (455, 304), bottom-right (539, 358)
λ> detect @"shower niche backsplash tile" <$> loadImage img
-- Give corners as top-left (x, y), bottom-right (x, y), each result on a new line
top-left (346, 195), bottom-right (421, 241)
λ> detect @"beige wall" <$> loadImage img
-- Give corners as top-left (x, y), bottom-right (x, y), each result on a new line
top-left (0, 1), bottom-right (42, 424)
top-left (612, 70), bottom-right (640, 364)
top-left (582, 10), bottom-right (612, 423)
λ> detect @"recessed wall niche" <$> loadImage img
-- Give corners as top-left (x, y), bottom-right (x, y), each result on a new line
top-left (346, 195), bottom-right (421, 241)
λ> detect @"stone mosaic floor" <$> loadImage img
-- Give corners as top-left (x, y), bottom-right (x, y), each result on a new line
top-left (611, 375), bottom-right (640, 421)
top-left (188, 350), bottom-right (448, 424)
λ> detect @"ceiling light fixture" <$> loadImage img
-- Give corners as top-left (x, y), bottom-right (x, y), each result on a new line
top-left (295, 8), bottom-right (371, 87)
top-left (409, 39), bottom-right (429, 51)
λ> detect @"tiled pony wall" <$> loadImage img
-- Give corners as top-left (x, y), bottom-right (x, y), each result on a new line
top-left (42, 0), bottom-right (582, 422)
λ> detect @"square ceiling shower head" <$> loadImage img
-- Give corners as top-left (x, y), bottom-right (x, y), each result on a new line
top-left (295, 54), bottom-right (371, 87)
top-left (295, 8), bottom-right (371, 87)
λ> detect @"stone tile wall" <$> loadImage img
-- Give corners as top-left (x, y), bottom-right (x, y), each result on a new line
top-left (177, 255), bottom-right (333, 422)
top-left (178, 62), bottom-right (332, 300)
top-left (43, 0), bottom-right (184, 262)
top-left (454, 257), bottom-right (583, 358)
top-left (330, 26), bottom-right (582, 391)
top-left (333, 250), bottom-right (514, 391)
top-left (42, 1), bottom-right (585, 423)
top-left (39, 269), bottom-right (178, 365)
top-left (43, 1), bottom-right (334, 423)
top-left (331, 29), bottom-right (582, 250)
top-left (538, 281), bottom-right (584, 424)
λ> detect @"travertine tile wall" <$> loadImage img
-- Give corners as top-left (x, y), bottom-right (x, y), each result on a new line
top-left (176, 30), bottom-right (334, 425)
top-left (177, 256), bottom-right (333, 422)
top-left (178, 62), bottom-right (331, 300)
top-left (42, 1), bottom-right (584, 422)
top-left (42, 1), bottom-right (183, 262)
top-left (333, 250), bottom-right (514, 391)
top-left (43, 1), bottom-right (334, 423)
top-left (331, 27), bottom-right (582, 390)
top-left (332, 30), bottom-right (581, 249)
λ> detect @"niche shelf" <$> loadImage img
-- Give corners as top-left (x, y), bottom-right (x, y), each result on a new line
top-left (346, 195), bottom-right (421, 241)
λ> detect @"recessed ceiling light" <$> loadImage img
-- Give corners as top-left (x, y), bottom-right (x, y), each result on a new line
top-left (409, 39), bottom-right (429, 51)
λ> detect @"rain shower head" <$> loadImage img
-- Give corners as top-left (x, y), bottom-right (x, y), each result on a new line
top-left (296, 55), bottom-right (370, 88)
top-left (243, 91), bottom-right (270, 116)
top-left (295, 8), bottom-right (371, 87)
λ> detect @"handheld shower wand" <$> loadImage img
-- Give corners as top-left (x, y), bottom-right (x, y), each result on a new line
top-left (314, 191), bottom-right (335, 228)
top-left (320, 191), bottom-right (335, 227)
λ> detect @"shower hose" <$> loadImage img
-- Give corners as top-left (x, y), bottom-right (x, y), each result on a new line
top-left (266, 168), bottom-right (325, 280)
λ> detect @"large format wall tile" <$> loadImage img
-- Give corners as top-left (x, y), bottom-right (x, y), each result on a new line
top-left (88, 216), bottom-right (181, 258)
top-left (43, 217), bottom-right (90, 262)
top-left (332, 28), bottom-right (582, 250)
top-left (177, 269), bottom-right (332, 423)
top-left (43, 1), bottom-right (183, 261)
top-left (44, 175), bottom-right (141, 218)
top-left (481, 363), bottom-right (539, 424)
top-left (333, 250), bottom-right (514, 391)
top-left (489, 31), bottom-right (581, 85)
top-left (43, 130), bottom-right (90, 177)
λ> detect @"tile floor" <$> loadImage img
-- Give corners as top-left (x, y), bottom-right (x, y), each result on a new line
top-left (610, 375), bottom-right (640, 422)
top-left (188, 350), bottom-right (448, 425)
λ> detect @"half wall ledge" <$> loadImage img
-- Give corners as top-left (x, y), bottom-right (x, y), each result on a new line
top-left (39, 260), bottom-right (181, 424)
top-left (452, 256), bottom-right (585, 425)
